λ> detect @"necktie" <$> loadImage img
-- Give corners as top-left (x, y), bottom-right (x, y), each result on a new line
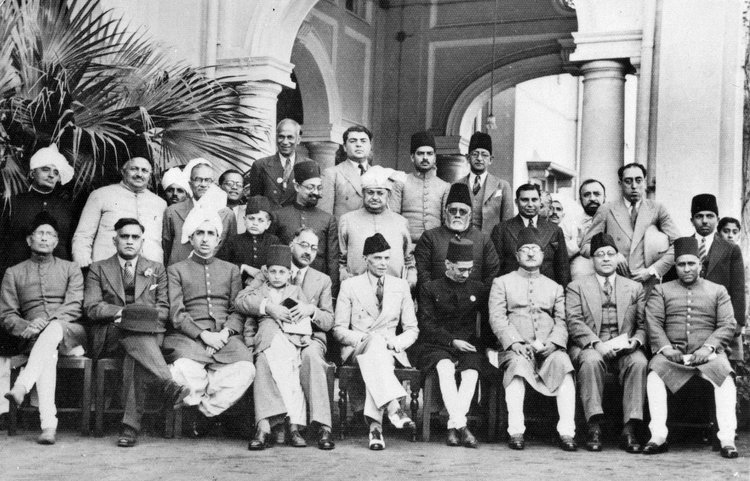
top-left (629, 200), bottom-right (638, 229)
top-left (529, 218), bottom-right (536, 229)
top-left (472, 175), bottom-right (481, 196)
top-left (359, 164), bottom-right (366, 176)
top-left (293, 270), bottom-right (303, 286)
top-left (282, 158), bottom-right (293, 186)
top-left (123, 261), bottom-right (134, 289)
top-left (698, 237), bottom-right (707, 276)
top-left (603, 277), bottom-right (613, 303)
top-left (376, 277), bottom-right (384, 307)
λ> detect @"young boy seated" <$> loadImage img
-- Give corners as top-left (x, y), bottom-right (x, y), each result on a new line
top-left (217, 196), bottom-right (280, 284)
top-left (239, 245), bottom-right (317, 449)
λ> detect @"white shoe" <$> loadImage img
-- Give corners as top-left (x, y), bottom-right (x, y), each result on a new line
top-left (369, 428), bottom-right (385, 450)
top-left (388, 408), bottom-right (414, 430)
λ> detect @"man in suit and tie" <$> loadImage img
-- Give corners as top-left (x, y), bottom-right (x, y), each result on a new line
top-left (333, 233), bottom-right (419, 450)
top-left (581, 163), bottom-right (681, 288)
top-left (236, 228), bottom-right (336, 450)
top-left (320, 126), bottom-right (375, 218)
top-left (566, 233), bottom-right (648, 453)
top-left (245, 119), bottom-right (312, 210)
top-left (84, 218), bottom-right (189, 447)
top-left (687, 194), bottom-right (745, 363)
top-left (457, 131), bottom-right (513, 235)
top-left (644, 237), bottom-right (739, 458)
top-left (491, 183), bottom-right (570, 287)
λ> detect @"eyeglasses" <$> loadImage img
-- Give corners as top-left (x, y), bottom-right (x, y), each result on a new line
top-left (221, 181), bottom-right (243, 189)
top-left (518, 245), bottom-right (541, 255)
top-left (469, 152), bottom-right (491, 160)
top-left (293, 241), bottom-right (318, 252)
top-left (31, 230), bottom-right (58, 239)
top-left (300, 184), bottom-right (323, 193)
top-left (447, 207), bottom-right (470, 216)
top-left (593, 251), bottom-right (618, 258)
top-left (455, 267), bottom-right (473, 274)
top-left (191, 177), bottom-right (214, 185)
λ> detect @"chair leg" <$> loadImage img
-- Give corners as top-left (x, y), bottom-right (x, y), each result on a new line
top-left (410, 387), bottom-right (419, 442)
top-left (7, 397), bottom-right (17, 436)
top-left (326, 365), bottom-right (335, 436)
top-left (81, 361), bottom-right (93, 436)
top-left (488, 383), bottom-right (497, 441)
top-left (338, 388), bottom-right (347, 440)
top-left (174, 406), bottom-right (183, 439)
top-left (422, 375), bottom-right (433, 442)
top-left (94, 363), bottom-right (105, 437)
top-left (164, 409), bottom-right (175, 439)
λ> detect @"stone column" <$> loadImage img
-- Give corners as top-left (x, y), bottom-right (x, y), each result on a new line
top-left (577, 59), bottom-right (627, 198)
top-left (238, 81), bottom-right (284, 161)
top-left (305, 141), bottom-right (340, 170)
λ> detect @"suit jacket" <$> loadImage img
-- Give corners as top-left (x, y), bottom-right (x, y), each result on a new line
top-left (333, 273), bottom-right (418, 367)
top-left (581, 199), bottom-right (681, 277)
top-left (319, 160), bottom-right (365, 218)
top-left (162, 198), bottom-right (237, 266)
top-left (83, 255), bottom-right (169, 359)
top-left (245, 153), bottom-right (312, 209)
top-left (565, 274), bottom-right (646, 362)
top-left (235, 267), bottom-right (334, 352)
top-left (458, 173), bottom-right (514, 235)
top-left (491, 215), bottom-right (570, 287)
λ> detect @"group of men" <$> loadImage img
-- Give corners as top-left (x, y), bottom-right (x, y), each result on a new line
top-left (0, 118), bottom-right (744, 460)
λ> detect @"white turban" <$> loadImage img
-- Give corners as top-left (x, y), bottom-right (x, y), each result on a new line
top-left (181, 205), bottom-right (223, 244)
top-left (182, 157), bottom-right (213, 180)
top-left (161, 166), bottom-right (191, 195)
top-left (361, 165), bottom-right (393, 191)
top-left (29, 144), bottom-right (74, 185)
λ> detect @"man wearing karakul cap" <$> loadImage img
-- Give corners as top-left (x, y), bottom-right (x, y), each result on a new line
top-left (388, 131), bottom-right (450, 243)
top-left (643, 236), bottom-right (739, 458)
top-left (409, 238), bottom-right (496, 448)
top-left (162, 207), bottom-right (254, 434)
top-left (489, 227), bottom-right (577, 451)
top-left (271, 160), bottom-right (340, 294)
top-left (338, 165), bottom-right (416, 287)
top-left (333, 233), bottom-right (419, 450)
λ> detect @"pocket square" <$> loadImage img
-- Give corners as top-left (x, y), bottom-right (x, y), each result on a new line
top-left (149, 284), bottom-right (158, 291)
top-left (493, 190), bottom-right (503, 198)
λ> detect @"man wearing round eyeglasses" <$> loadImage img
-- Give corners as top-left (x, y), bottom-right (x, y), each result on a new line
top-left (489, 227), bottom-right (577, 452)
top-left (566, 232), bottom-right (648, 453)
top-left (581, 163), bottom-right (680, 289)
top-left (414, 183), bottom-right (499, 290)
top-left (236, 228), bottom-right (336, 450)
top-left (162, 160), bottom-right (237, 265)
top-left (218, 169), bottom-right (247, 232)
top-left (272, 161), bottom-right (340, 295)
top-left (73, 157), bottom-right (166, 267)
top-left (457, 131), bottom-right (513, 235)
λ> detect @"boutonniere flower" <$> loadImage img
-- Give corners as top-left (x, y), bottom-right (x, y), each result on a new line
top-left (470, 295), bottom-right (476, 302)
top-left (143, 267), bottom-right (154, 278)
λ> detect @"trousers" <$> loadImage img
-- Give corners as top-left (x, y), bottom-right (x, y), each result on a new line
top-left (169, 358), bottom-right (255, 417)
top-left (505, 373), bottom-right (576, 437)
top-left (436, 359), bottom-right (478, 430)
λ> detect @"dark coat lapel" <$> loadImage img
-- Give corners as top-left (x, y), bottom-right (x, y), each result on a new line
top-left (704, 236), bottom-right (728, 278)
top-left (101, 256), bottom-right (126, 303)
top-left (581, 275), bottom-right (603, 335)
top-left (614, 276), bottom-right (629, 332)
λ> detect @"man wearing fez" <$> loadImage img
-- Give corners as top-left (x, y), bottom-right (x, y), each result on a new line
top-left (566, 233), bottom-right (648, 453)
top-left (245, 119), bottom-right (310, 210)
top-left (688, 194), bottom-right (745, 362)
top-left (334, 233), bottom-right (419, 450)
top-left (489, 227), bottom-right (577, 452)
top-left (2, 212), bottom-right (86, 444)
top-left (457, 131), bottom-right (513, 235)
top-left (338, 165), bottom-right (416, 287)
top-left (388, 131), bottom-right (450, 244)
top-left (84, 217), bottom-right (190, 447)
top-left (163, 208), bottom-right (254, 434)
top-left (409, 238), bottom-right (493, 448)
top-left (162, 158), bottom-right (237, 266)
top-left (320, 125), bottom-right (375, 218)
top-left (271, 161), bottom-right (340, 294)
top-left (236, 229), bottom-right (335, 450)
top-left (161, 166), bottom-right (191, 207)
top-left (415, 183), bottom-right (499, 290)
top-left (73, 157), bottom-right (166, 267)
top-left (581, 163), bottom-right (680, 287)
top-left (492, 183), bottom-right (570, 287)
top-left (644, 236), bottom-right (739, 458)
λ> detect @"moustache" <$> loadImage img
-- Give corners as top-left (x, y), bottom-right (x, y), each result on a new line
top-left (308, 194), bottom-right (321, 200)
top-left (585, 200), bottom-right (600, 207)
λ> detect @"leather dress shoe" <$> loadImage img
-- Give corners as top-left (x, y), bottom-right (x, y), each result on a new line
top-left (460, 426), bottom-right (478, 448)
top-left (317, 429), bottom-right (335, 450)
top-left (619, 432), bottom-right (643, 453)
top-left (117, 425), bottom-right (138, 448)
top-left (37, 428), bottom-right (56, 445)
top-left (642, 441), bottom-right (668, 455)
top-left (720, 445), bottom-right (739, 459)
top-left (508, 434), bottom-right (525, 450)
top-left (388, 408), bottom-right (415, 430)
top-left (4, 385), bottom-right (26, 407)
top-left (369, 428), bottom-right (385, 450)
top-left (586, 425), bottom-right (602, 452)
top-left (446, 428), bottom-right (460, 447)
top-left (248, 428), bottom-right (271, 451)
top-left (289, 430), bottom-right (307, 447)
top-left (559, 435), bottom-right (577, 452)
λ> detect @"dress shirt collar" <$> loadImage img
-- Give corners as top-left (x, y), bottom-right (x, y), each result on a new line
top-left (624, 198), bottom-right (642, 212)
top-left (595, 273), bottom-right (616, 290)
top-left (278, 151), bottom-right (296, 168)
top-left (291, 265), bottom-right (308, 284)
top-left (521, 215), bottom-right (539, 227)
top-left (118, 256), bottom-right (139, 270)
top-left (694, 231), bottom-right (715, 252)
top-left (348, 158), bottom-right (369, 172)
top-left (366, 271), bottom-right (384, 289)
top-left (469, 171), bottom-right (487, 189)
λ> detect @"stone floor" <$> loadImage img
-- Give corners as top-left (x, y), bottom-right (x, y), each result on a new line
top-left (0, 424), bottom-right (747, 481)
